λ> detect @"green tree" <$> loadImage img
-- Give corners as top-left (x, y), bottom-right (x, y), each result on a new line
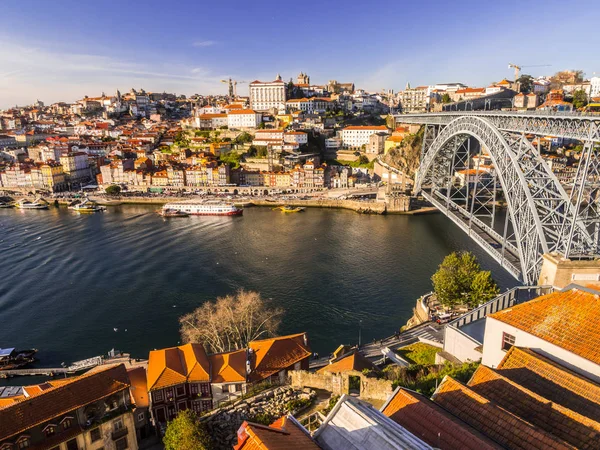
top-left (516, 74), bottom-right (534, 94)
top-left (234, 132), bottom-right (253, 145)
top-left (572, 90), bottom-right (588, 109)
top-left (258, 122), bottom-right (266, 129)
top-left (105, 185), bottom-right (121, 196)
top-left (441, 93), bottom-right (452, 104)
top-left (163, 410), bottom-right (210, 450)
top-left (431, 251), bottom-right (499, 308)
top-left (357, 154), bottom-right (369, 165)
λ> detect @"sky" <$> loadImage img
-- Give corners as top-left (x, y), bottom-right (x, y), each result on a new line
top-left (1, 0), bottom-right (599, 109)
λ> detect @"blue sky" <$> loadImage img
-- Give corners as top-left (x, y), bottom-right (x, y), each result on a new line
top-left (1, 0), bottom-right (599, 108)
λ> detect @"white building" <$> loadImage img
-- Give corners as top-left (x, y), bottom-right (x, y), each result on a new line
top-left (284, 131), bottom-right (308, 145)
top-left (590, 77), bottom-right (600, 99)
top-left (481, 286), bottom-right (600, 383)
top-left (341, 125), bottom-right (389, 149)
top-left (227, 110), bottom-right (262, 129)
top-left (249, 75), bottom-right (287, 112)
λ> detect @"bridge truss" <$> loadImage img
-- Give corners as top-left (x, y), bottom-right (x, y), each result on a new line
top-left (397, 112), bottom-right (600, 284)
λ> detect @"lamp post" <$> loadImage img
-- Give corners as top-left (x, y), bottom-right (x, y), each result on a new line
top-left (358, 320), bottom-right (363, 348)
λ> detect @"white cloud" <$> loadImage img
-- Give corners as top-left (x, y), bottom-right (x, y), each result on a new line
top-left (192, 40), bottom-right (216, 48)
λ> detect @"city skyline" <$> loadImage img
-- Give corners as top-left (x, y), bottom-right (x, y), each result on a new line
top-left (1, 0), bottom-right (599, 109)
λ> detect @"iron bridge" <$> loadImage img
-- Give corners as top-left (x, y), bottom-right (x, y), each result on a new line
top-left (395, 111), bottom-right (600, 284)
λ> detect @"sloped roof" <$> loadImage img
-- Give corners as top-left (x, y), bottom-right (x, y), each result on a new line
top-left (147, 343), bottom-right (210, 391)
top-left (128, 367), bottom-right (149, 408)
top-left (209, 349), bottom-right (247, 383)
top-left (317, 350), bottom-right (376, 374)
top-left (468, 365), bottom-right (600, 448)
top-left (234, 415), bottom-right (320, 450)
top-left (432, 376), bottom-right (573, 450)
top-left (497, 347), bottom-right (600, 422)
top-left (488, 288), bottom-right (600, 365)
top-left (249, 333), bottom-right (311, 382)
top-left (0, 364), bottom-right (130, 441)
top-left (381, 387), bottom-right (502, 450)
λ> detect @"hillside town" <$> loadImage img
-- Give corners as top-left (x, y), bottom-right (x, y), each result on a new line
top-left (0, 70), bottom-right (598, 197)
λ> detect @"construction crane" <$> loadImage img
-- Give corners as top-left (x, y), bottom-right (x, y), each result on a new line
top-left (508, 63), bottom-right (551, 81)
top-left (220, 78), bottom-right (247, 98)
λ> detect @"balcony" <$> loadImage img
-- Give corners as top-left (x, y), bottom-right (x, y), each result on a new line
top-left (111, 426), bottom-right (128, 441)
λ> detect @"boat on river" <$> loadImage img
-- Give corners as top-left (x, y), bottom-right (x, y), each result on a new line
top-left (69, 199), bottom-right (106, 213)
top-left (158, 208), bottom-right (189, 218)
top-left (14, 199), bottom-right (49, 210)
top-left (162, 200), bottom-right (243, 216)
top-left (0, 202), bottom-right (13, 208)
top-left (273, 205), bottom-right (305, 213)
top-left (0, 348), bottom-right (38, 370)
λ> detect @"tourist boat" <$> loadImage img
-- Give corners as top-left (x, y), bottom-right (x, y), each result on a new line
top-left (69, 199), bottom-right (106, 213)
top-left (162, 200), bottom-right (243, 216)
top-left (0, 348), bottom-right (38, 370)
top-left (158, 208), bottom-right (189, 218)
top-left (0, 202), bottom-right (13, 208)
top-left (14, 199), bottom-right (49, 210)
top-left (274, 205), bottom-right (305, 213)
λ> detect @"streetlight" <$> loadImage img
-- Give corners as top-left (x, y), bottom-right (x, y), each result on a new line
top-left (358, 320), bottom-right (363, 347)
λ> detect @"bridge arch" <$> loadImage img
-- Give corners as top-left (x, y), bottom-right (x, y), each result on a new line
top-left (415, 116), bottom-right (587, 283)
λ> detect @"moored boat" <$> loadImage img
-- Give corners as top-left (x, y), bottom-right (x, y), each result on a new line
top-left (14, 199), bottom-right (48, 210)
top-left (162, 200), bottom-right (243, 216)
top-left (274, 205), bottom-right (305, 213)
top-left (69, 199), bottom-right (106, 213)
top-left (0, 202), bottom-right (13, 208)
top-left (0, 348), bottom-right (38, 370)
top-left (159, 208), bottom-right (189, 218)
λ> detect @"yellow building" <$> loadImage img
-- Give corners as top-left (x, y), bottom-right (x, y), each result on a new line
top-left (384, 135), bottom-right (404, 154)
top-left (41, 162), bottom-right (67, 191)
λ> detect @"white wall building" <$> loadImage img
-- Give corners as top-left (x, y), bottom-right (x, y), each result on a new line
top-left (249, 75), bottom-right (287, 112)
top-left (227, 110), bottom-right (261, 129)
top-left (590, 77), bottom-right (600, 99)
top-left (341, 126), bottom-right (389, 149)
top-left (284, 131), bottom-right (308, 145)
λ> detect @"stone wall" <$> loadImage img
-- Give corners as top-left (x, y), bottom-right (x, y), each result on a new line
top-left (289, 370), bottom-right (393, 401)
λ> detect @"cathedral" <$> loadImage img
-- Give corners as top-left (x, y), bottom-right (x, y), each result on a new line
top-left (297, 72), bottom-right (310, 85)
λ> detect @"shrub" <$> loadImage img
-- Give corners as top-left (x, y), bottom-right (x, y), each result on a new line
top-left (285, 397), bottom-right (312, 412)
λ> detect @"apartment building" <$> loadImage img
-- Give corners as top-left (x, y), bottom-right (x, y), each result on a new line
top-left (249, 75), bottom-right (286, 112)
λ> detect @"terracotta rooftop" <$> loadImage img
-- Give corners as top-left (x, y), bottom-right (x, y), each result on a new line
top-left (147, 343), bottom-right (210, 391)
top-left (432, 376), bottom-right (574, 450)
top-left (343, 125), bottom-right (388, 131)
top-left (488, 288), bottom-right (600, 365)
top-left (497, 347), bottom-right (600, 422)
top-left (127, 367), bottom-right (149, 408)
top-left (0, 364), bottom-right (130, 441)
top-left (317, 350), bottom-right (376, 374)
top-left (209, 349), bottom-right (247, 383)
top-left (234, 415), bottom-right (320, 450)
top-left (468, 365), bottom-right (600, 448)
top-left (249, 333), bottom-right (311, 382)
top-left (381, 387), bottom-right (502, 450)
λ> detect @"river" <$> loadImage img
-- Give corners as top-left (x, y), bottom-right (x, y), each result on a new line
top-left (0, 205), bottom-right (516, 375)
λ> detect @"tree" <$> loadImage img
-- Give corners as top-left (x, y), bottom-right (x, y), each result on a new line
top-left (431, 251), bottom-right (499, 308)
top-left (163, 410), bottom-right (210, 450)
top-left (572, 90), bottom-right (588, 109)
top-left (517, 74), bottom-right (534, 94)
top-left (179, 289), bottom-right (284, 353)
top-left (105, 185), bottom-right (121, 196)
top-left (441, 93), bottom-right (452, 104)
top-left (258, 122), bottom-right (266, 129)
top-left (357, 154), bottom-right (369, 165)
top-left (234, 132), bottom-right (253, 145)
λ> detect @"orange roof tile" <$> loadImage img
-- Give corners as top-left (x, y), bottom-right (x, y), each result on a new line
top-left (147, 343), bottom-right (210, 391)
top-left (343, 125), bottom-right (388, 131)
top-left (228, 109), bottom-right (258, 115)
top-left (489, 288), bottom-right (600, 365)
top-left (128, 367), bottom-right (149, 408)
top-left (234, 415), bottom-right (320, 450)
top-left (468, 365), bottom-right (600, 448)
top-left (381, 387), bottom-right (502, 450)
top-left (432, 376), bottom-right (574, 450)
top-left (0, 364), bottom-right (130, 441)
top-left (317, 350), bottom-right (376, 374)
top-left (497, 347), bottom-right (600, 422)
top-left (209, 349), bottom-right (247, 383)
top-left (249, 333), bottom-right (311, 382)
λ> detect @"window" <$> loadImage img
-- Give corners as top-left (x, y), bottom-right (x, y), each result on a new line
top-left (200, 384), bottom-right (210, 396)
top-left (90, 428), bottom-right (101, 442)
top-left (44, 425), bottom-right (55, 437)
top-left (137, 412), bottom-right (144, 421)
top-left (66, 439), bottom-right (78, 450)
top-left (113, 418), bottom-right (124, 432)
top-left (17, 438), bottom-right (29, 449)
top-left (153, 390), bottom-right (163, 402)
top-left (190, 384), bottom-right (198, 394)
top-left (61, 418), bottom-right (72, 430)
top-left (176, 386), bottom-right (185, 397)
top-left (115, 438), bottom-right (128, 450)
top-left (502, 332), bottom-right (516, 351)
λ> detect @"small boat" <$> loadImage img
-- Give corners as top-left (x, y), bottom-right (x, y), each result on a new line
top-left (159, 208), bottom-right (189, 218)
top-left (69, 199), bottom-right (106, 213)
top-left (0, 347), bottom-right (38, 370)
top-left (274, 205), bottom-right (305, 213)
top-left (0, 202), bottom-right (13, 208)
top-left (14, 199), bottom-right (49, 210)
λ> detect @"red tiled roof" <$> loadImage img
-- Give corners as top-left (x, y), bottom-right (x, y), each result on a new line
top-left (317, 350), bottom-right (376, 374)
top-left (249, 333), bottom-right (311, 382)
top-left (234, 415), bottom-right (320, 450)
top-left (488, 288), bottom-right (600, 365)
top-left (497, 347), bottom-right (600, 422)
top-left (343, 125), bottom-right (388, 131)
top-left (468, 365), bottom-right (600, 448)
top-left (209, 349), bottom-right (247, 383)
top-left (147, 343), bottom-right (210, 391)
top-left (381, 387), bottom-right (502, 450)
top-left (432, 376), bottom-right (574, 450)
top-left (0, 364), bottom-right (130, 441)
top-left (127, 367), bottom-right (149, 408)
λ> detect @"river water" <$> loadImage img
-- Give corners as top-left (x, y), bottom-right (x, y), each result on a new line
top-left (0, 205), bottom-right (516, 373)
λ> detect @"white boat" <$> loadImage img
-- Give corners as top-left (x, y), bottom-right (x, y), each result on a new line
top-left (0, 202), bottom-right (13, 208)
top-left (162, 200), bottom-right (243, 216)
top-left (69, 199), bottom-right (105, 213)
top-left (15, 199), bottom-right (49, 210)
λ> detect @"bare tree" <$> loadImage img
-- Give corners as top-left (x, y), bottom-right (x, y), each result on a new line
top-left (179, 290), bottom-right (284, 353)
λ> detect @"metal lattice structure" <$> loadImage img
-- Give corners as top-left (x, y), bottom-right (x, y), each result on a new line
top-left (395, 111), bottom-right (600, 284)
